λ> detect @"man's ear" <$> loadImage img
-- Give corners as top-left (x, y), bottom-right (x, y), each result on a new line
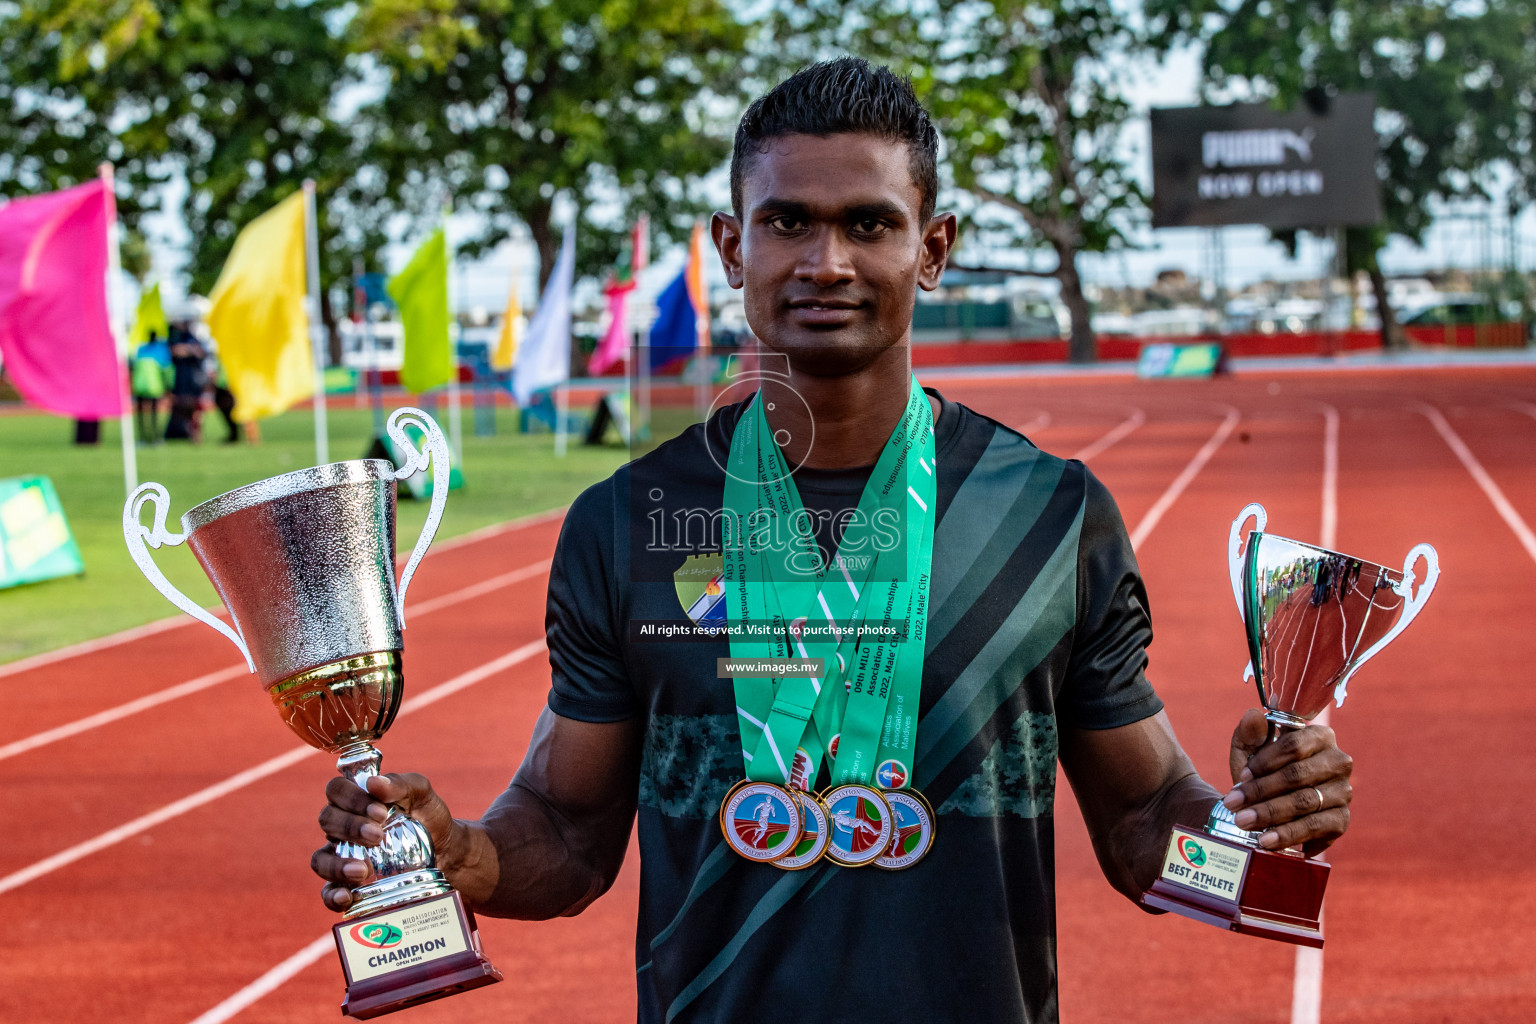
top-left (918, 212), bottom-right (958, 292)
top-left (711, 211), bottom-right (745, 289)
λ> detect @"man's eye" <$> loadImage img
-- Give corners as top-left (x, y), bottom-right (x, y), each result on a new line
top-left (854, 218), bottom-right (888, 234)
top-left (768, 216), bottom-right (803, 232)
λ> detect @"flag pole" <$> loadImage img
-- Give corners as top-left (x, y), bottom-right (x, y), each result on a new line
top-left (639, 325), bottom-right (651, 446)
top-left (100, 164), bottom-right (138, 497)
top-left (355, 257), bottom-right (386, 436)
top-left (302, 180), bottom-right (329, 465)
top-left (351, 257), bottom-right (366, 411)
top-left (694, 239), bottom-right (711, 418)
top-left (442, 198), bottom-right (464, 465)
top-left (551, 220), bottom-right (568, 459)
top-left (554, 379), bottom-right (568, 457)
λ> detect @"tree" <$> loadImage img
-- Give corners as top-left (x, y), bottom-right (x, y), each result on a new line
top-left (770, 0), bottom-right (1150, 362)
top-left (352, 0), bottom-right (752, 289)
top-left (0, 0), bottom-right (382, 356)
top-left (1146, 0), bottom-right (1535, 348)
top-left (0, 1), bottom-right (371, 283)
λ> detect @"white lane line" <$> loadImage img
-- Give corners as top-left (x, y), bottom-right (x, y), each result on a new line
top-left (1320, 405), bottom-right (1338, 554)
top-left (430, 506), bottom-right (566, 554)
top-left (1421, 404), bottom-right (1536, 567)
top-left (0, 506), bottom-right (566, 681)
top-left (0, 560), bottom-right (551, 764)
top-left (187, 935), bottom-right (334, 1024)
top-left (1291, 404), bottom-right (1337, 1024)
top-left (1017, 412), bottom-right (1051, 435)
top-left (1129, 408), bottom-right (1242, 551)
top-left (402, 559), bottom-right (550, 619)
top-left (1070, 408), bottom-right (1146, 463)
top-left (1291, 938), bottom-right (1325, 1024)
top-left (0, 664), bottom-right (247, 763)
top-left (0, 641), bottom-right (546, 897)
top-left (0, 615), bottom-right (199, 681)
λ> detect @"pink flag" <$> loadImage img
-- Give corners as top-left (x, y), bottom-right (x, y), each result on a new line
top-left (0, 179), bottom-right (124, 418)
top-left (587, 214), bottom-right (649, 376)
top-left (589, 284), bottom-right (634, 377)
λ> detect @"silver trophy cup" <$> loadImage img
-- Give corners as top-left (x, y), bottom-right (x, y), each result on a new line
top-left (1228, 502), bottom-right (1439, 728)
top-left (1142, 502), bottom-right (1440, 946)
top-left (1210, 501), bottom-right (1440, 843)
top-left (123, 407), bottom-right (452, 920)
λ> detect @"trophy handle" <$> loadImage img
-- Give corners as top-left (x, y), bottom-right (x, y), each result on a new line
top-left (1333, 543), bottom-right (1439, 707)
top-left (123, 483), bottom-right (255, 673)
top-left (1229, 503), bottom-right (1266, 683)
top-left (1229, 503), bottom-right (1266, 618)
top-left (386, 406), bottom-right (451, 628)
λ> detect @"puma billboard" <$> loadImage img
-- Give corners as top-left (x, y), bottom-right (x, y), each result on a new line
top-left (1150, 94), bottom-right (1383, 229)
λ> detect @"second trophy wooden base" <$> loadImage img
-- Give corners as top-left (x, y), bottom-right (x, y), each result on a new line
top-left (1141, 826), bottom-right (1329, 948)
top-left (333, 890), bottom-right (502, 1019)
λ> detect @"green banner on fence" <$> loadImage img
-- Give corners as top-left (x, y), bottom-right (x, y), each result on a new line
top-left (0, 476), bottom-right (85, 589)
top-left (1137, 342), bottom-right (1223, 379)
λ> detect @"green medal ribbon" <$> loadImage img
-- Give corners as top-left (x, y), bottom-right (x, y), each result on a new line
top-left (723, 380), bottom-right (936, 790)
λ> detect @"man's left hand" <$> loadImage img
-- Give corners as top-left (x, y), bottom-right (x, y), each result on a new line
top-left (1222, 708), bottom-right (1352, 857)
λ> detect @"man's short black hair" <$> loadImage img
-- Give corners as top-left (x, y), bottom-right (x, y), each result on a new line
top-left (731, 57), bottom-right (940, 224)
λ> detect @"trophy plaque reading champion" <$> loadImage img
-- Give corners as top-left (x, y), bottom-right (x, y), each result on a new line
top-left (1142, 503), bottom-right (1438, 947)
top-left (123, 408), bottom-right (501, 1019)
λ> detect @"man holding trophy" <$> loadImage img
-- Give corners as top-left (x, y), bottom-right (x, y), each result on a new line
top-left (304, 62), bottom-right (1400, 1022)
top-left (129, 62), bottom-right (1427, 1021)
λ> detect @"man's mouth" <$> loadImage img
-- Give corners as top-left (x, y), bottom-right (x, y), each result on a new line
top-left (788, 298), bottom-right (862, 310)
top-left (786, 299), bottom-right (864, 326)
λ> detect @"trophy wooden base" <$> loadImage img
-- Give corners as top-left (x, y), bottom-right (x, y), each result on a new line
top-left (1141, 826), bottom-right (1329, 948)
top-left (333, 890), bottom-right (502, 1019)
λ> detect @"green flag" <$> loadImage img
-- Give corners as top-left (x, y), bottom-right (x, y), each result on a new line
top-left (388, 228), bottom-right (452, 394)
top-left (129, 281), bottom-right (168, 346)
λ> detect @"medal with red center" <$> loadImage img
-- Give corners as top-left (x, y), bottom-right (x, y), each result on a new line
top-left (721, 381), bottom-right (936, 869)
top-left (822, 784), bottom-right (894, 867)
top-left (875, 788), bottom-right (935, 870)
top-left (719, 780), bottom-right (802, 863)
top-left (773, 788), bottom-right (830, 870)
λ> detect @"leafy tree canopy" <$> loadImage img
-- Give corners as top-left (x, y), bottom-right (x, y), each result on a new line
top-left (769, 0), bottom-right (1152, 361)
top-left (352, 0), bottom-right (751, 287)
top-left (0, 0), bottom-right (753, 308)
top-left (0, 0), bottom-right (374, 295)
top-left (1148, 0), bottom-right (1533, 242)
top-left (1146, 0), bottom-right (1536, 342)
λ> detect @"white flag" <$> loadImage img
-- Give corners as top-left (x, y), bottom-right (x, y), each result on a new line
top-left (512, 226), bottom-right (575, 406)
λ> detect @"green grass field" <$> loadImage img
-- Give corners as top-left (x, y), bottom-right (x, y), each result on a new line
top-left (0, 403), bottom-right (637, 664)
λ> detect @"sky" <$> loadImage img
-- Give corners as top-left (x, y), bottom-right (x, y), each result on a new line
top-left (142, 40), bottom-right (1535, 320)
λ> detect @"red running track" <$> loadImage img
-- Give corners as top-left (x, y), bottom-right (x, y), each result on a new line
top-left (1, 366), bottom-right (1532, 1022)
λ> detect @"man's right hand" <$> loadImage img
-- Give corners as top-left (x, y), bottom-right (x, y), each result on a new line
top-left (311, 772), bottom-right (459, 913)
top-left (305, 711), bottom-right (642, 922)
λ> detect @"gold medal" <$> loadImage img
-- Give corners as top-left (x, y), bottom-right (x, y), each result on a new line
top-left (874, 788), bottom-right (935, 870)
top-left (719, 780), bottom-right (802, 863)
top-left (822, 784), bottom-right (894, 867)
top-left (773, 789), bottom-right (830, 870)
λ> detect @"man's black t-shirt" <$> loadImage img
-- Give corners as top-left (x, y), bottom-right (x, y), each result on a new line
top-left (542, 388), bottom-right (1162, 1023)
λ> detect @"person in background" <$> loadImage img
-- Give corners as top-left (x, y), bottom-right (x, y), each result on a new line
top-left (71, 418), bottom-right (100, 445)
top-left (164, 323), bottom-right (207, 442)
top-left (211, 355), bottom-right (240, 444)
top-left (131, 332), bottom-right (170, 444)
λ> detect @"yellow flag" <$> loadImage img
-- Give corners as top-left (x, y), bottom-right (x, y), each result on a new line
top-left (206, 192), bottom-right (312, 422)
top-left (492, 254), bottom-right (522, 370)
top-left (128, 281), bottom-right (168, 346)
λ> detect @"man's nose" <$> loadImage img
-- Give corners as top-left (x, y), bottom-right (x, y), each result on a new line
top-left (795, 228), bottom-right (855, 287)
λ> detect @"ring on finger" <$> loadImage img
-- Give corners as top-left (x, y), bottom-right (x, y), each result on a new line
top-left (1312, 786), bottom-right (1326, 812)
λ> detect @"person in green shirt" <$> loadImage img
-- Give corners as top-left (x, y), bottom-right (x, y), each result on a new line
top-left (130, 334), bottom-right (168, 444)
